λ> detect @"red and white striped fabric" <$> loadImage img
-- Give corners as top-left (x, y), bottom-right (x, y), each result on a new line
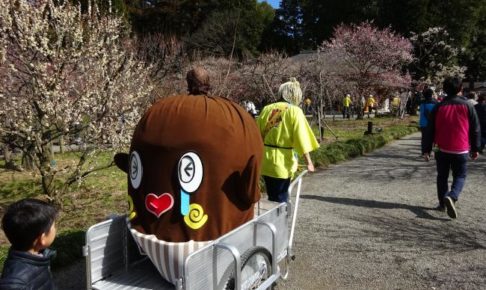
top-left (129, 227), bottom-right (210, 285)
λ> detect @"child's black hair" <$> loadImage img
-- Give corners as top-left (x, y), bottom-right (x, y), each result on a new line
top-left (478, 93), bottom-right (486, 103)
top-left (423, 88), bottom-right (434, 100)
top-left (443, 76), bottom-right (463, 97)
top-left (2, 198), bottom-right (58, 251)
top-left (466, 91), bottom-right (477, 100)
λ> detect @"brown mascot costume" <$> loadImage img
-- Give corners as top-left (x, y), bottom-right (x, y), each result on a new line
top-left (114, 67), bottom-right (263, 284)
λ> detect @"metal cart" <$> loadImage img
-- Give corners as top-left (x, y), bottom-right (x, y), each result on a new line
top-left (84, 171), bottom-right (307, 290)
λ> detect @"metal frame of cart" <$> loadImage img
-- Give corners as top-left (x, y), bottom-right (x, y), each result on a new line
top-left (83, 170), bottom-right (307, 290)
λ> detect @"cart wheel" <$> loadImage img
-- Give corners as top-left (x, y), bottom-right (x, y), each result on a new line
top-left (280, 255), bottom-right (290, 280)
top-left (222, 247), bottom-right (273, 290)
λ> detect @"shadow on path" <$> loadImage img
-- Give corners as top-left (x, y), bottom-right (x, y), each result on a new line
top-left (301, 195), bottom-right (486, 252)
top-left (301, 194), bottom-right (448, 221)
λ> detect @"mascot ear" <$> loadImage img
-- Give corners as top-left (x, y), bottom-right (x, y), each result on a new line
top-left (114, 153), bottom-right (129, 173)
top-left (239, 155), bottom-right (261, 205)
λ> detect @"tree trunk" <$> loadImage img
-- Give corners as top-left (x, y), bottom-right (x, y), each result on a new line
top-left (38, 143), bottom-right (56, 200)
top-left (317, 99), bottom-right (325, 142)
top-left (356, 104), bottom-right (364, 119)
top-left (21, 149), bottom-right (35, 171)
top-left (3, 144), bottom-right (11, 165)
top-left (59, 136), bottom-right (65, 153)
top-left (2, 144), bottom-right (21, 171)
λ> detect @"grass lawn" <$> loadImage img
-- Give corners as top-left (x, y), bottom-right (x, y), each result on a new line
top-left (0, 150), bottom-right (129, 270)
top-left (0, 115), bottom-right (418, 271)
top-left (311, 115), bottom-right (418, 143)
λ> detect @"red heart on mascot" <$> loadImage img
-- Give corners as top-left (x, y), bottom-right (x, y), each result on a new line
top-left (145, 193), bottom-right (174, 218)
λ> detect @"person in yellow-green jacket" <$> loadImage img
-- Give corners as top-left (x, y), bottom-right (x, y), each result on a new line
top-left (363, 94), bottom-right (376, 118)
top-left (343, 94), bottom-right (352, 119)
top-left (257, 78), bottom-right (320, 202)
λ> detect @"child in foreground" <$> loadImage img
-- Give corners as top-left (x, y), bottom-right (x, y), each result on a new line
top-left (0, 198), bottom-right (58, 290)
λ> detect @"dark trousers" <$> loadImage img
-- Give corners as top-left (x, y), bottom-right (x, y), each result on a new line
top-left (420, 127), bottom-right (426, 151)
top-left (342, 107), bottom-right (350, 119)
top-left (263, 175), bottom-right (291, 203)
top-left (435, 151), bottom-right (468, 205)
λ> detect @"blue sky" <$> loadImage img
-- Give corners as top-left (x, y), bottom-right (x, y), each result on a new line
top-left (259, 0), bottom-right (279, 8)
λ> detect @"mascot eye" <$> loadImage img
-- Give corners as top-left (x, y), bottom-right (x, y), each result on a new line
top-left (177, 152), bottom-right (203, 194)
top-left (130, 151), bottom-right (143, 189)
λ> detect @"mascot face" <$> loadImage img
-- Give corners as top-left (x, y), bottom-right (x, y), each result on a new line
top-left (115, 95), bottom-right (263, 242)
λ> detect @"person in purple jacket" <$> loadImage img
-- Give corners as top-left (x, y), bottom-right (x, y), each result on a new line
top-left (422, 76), bottom-right (481, 219)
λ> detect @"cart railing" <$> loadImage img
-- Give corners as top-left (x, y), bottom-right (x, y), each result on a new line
top-left (288, 170), bottom-right (308, 251)
top-left (182, 203), bottom-right (288, 290)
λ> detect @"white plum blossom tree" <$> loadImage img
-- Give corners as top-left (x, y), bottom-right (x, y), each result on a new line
top-left (410, 27), bottom-right (466, 85)
top-left (0, 0), bottom-right (153, 203)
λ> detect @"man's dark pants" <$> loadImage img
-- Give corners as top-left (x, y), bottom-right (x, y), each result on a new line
top-left (263, 175), bottom-right (291, 203)
top-left (435, 151), bottom-right (468, 206)
top-left (343, 107), bottom-right (350, 119)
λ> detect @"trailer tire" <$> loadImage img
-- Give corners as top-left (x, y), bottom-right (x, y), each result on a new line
top-left (222, 246), bottom-right (273, 290)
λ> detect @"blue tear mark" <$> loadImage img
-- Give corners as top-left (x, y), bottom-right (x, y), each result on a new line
top-left (180, 190), bottom-right (190, 216)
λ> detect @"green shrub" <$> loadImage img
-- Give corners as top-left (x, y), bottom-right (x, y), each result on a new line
top-left (309, 124), bottom-right (418, 167)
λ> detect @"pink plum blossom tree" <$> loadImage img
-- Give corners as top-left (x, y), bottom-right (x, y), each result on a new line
top-left (316, 22), bottom-right (413, 118)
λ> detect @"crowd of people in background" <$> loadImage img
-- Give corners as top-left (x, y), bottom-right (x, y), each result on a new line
top-left (240, 78), bottom-right (485, 160)
top-left (240, 77), bottom-right (484, 222)
top-left (242, 83), bottom-right (486, 133)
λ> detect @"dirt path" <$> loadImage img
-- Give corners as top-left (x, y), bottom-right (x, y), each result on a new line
top-left (277, 132), bottom-right (486, 290)
top-left (55, 133), bottom-right (486, 289)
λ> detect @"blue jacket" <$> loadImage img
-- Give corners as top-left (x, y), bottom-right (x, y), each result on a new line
top-left (475, 102), bottom-right (486, 145)
top-left (475, 103), bottom-right (486, 135)
top-left (419, 99), bottom-right (438, 128)
top-left (0, 248), bottom-right (56, 290)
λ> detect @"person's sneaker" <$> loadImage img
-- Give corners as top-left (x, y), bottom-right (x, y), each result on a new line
top-left (433, 205), bottom-right (446, 212)
top-left (444, 196), bottom-right (457, 219)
